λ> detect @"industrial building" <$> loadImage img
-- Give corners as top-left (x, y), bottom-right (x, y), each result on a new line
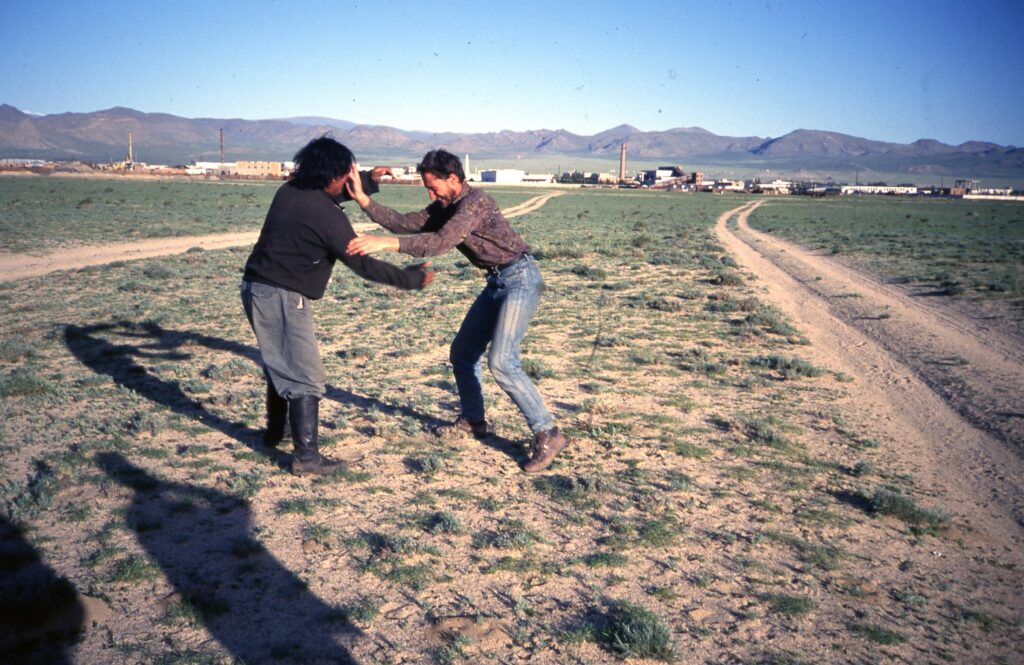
top-left (479, 169), bottom-right (556, 184)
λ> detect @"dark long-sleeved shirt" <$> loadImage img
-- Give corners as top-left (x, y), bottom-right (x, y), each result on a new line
top-left (364, 184), bottom-right (529, 269)
top-left (244, 179), bottom-right (426, 299)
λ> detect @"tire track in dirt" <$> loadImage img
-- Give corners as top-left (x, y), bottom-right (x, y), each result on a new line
top-left (731, 200), bottom-right (1024, 448)
top-left (0, 191), bottom-right (565, 282)
top-left (500, 190), bottom-right (565, 217)
top-left (716, 199), bottom-right (1024, 544)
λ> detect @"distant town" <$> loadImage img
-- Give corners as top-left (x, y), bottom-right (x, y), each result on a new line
top-left (1, 142), bottom-right (1020, 200)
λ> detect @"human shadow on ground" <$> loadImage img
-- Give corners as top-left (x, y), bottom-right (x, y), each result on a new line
top-left (324, 384), bottom-right (442, 432)
top-left (97, 452), bottom-right (363, 663)
top-left (477, 433), bottom-right (530, 467)
top-left (65, 320), bottom-right (523, 466)
top-left (0, 515), bottom-right (83, 664)
top-left (63, 320), bottom-right (286, 466)
top-left (325, 384), bottom-right (526, 464)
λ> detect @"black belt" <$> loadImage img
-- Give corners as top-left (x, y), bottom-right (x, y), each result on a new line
top-left (486, 253), bottom-right (529, 275)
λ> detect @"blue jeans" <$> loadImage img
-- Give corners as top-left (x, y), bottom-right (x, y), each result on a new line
top-left (450, 255), bottom-right (554, 434)
top-left (241, 280), bottom-right (326, 399)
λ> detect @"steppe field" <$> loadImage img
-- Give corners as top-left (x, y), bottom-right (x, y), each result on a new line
top-left (1, 175), bottom-right (1023, 664)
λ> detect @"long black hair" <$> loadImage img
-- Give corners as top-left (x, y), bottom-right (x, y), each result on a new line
top-left (416, 149), bottom-right (465, 182)
top-left (290, 136), bottom-right (354, 190)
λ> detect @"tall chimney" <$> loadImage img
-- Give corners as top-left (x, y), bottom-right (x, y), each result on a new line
top-left (619, 143), bottom-right (627, 182)
top-left (220, 128), bottom-right (225, 165)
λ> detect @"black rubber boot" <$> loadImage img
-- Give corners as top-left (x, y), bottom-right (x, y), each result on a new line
top-left (264, 380), bottom-right (288, 448)
top-left (288, 396), bottom-right (341, 476)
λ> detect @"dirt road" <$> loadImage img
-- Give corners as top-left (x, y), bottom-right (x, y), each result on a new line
top-left (716, 199), bottom-right (1024, 548)
top-left (0, 191), bottom-right (565, 282)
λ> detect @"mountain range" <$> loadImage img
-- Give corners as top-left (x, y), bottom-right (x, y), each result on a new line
top-left (1, 104), bottom-right (1021, 183)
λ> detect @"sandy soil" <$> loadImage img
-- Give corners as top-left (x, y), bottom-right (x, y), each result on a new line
top-left (0, 191), bottom-right (565, 282)
top-left (716, 199), bottom-right (1024, 592)
top-left (5, 192), bottom-right (1023, 662)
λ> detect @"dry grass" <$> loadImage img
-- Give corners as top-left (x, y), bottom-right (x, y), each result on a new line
top-left (0, 183), bottom-right (1019, 663)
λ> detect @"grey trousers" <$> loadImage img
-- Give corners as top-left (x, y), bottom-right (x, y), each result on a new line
top-left (241, 280), bottom-right (326, 399)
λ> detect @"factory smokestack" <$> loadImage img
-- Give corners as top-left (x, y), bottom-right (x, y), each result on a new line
top-left (619, 143), bottom-right (627, 182)
top-left (123, 131), bottom-right (135, 172)
top-left (220, 128), bottom-right (225, 165)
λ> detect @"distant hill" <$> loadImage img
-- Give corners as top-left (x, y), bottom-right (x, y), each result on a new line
top-left (1, 104), bottom-right (1020, 182)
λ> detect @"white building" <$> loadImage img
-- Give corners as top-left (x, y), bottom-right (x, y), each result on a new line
top-left (841, 185), bottom-right (918, 195)
top-left (757, 179), bottom-right (794, 195)
top-left (481, 169), bottom-right (526, 183)
top-left (187, 161), bottom-right (237, 176)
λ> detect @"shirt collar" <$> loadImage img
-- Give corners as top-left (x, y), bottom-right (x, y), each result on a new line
top-left (450, 182), bottom-right (471, 206)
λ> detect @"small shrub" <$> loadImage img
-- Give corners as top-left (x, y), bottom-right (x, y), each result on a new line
top-left (107, 555), bottom-right (157, 583)
top-left (672, 441), bottom-right (710, 458)
top-left (472, 518), bottom-right (542, 549)
top-left (407, 452), bottom-right (447, 477)
top-left (850, 622), bottom-right (904, 645)
top-left (711, 270), bottom-right (744, 286)
top-left (571, 264), bottom-right (607, 281)
top-left (143, 264), bottom-right (178, 280)
top-left (628, 348), bottom-right (661, 365)
top-left (415, 511), bottom-right (464, 535)
top-left (743, 308), bottom-right (798, 337)
top-left (742, 417), bottom-right (792, 450)
top-left (277, 498), bottom-right (317, 515)
top-left (748, 355), bottom-right (823, 379)
top-left (0, 339), bottom-right (36, 362)
top-left (201, 358), bottom-right (254, 380)
top-left (341, 596), bottom-right (380, 623)
top-left (0, 368), bottom-right (56, 398)
top-left (765, 593), bottom-right (816, 617)
top-left (520, 357), bottom-right (555, 381)
top-left (867, 488), bottom-right (948, 533)
top-left (665, 471), bottom-right (693, 491)
top-left (646, 297), bottom-right (685, 312)
top-left (338, 346), bottom-right (376, 360)
top-left (582, 551), bottom-right (630, 568)
top-left (533, 474), bottom-right (607, 507)
top-left (224, 469), bottom-right (266, 499)
top-left (597, 600), bottom-right (680, 661)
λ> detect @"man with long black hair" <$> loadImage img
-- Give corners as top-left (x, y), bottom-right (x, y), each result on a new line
top-left (346, 149), bottom-right (568, 473)
top-left (242, 136), bottom-right (434, 476)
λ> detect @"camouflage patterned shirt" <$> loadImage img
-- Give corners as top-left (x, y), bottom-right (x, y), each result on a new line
top-left (364, 184), bottom-right (530, 269)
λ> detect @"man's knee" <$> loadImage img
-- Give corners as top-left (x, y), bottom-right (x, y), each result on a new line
top-left (488, 351), bottom-right (520, 385)
top-left (450, 341), bottom-right (478, 368)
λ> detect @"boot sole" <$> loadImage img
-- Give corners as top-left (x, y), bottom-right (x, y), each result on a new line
top-left (291, 453), bottom-right (364, 477)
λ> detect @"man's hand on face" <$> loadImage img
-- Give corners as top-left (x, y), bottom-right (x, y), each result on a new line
top-left (369, 166), bottom-right (394, 182)
top-left (345, 164), bottom-right (371, 207)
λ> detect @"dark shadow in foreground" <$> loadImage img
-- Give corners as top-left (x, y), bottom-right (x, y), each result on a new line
top-left (97, 452), bottom-right (362, 663)
top-left (0, 515), bottom-right (83, 664)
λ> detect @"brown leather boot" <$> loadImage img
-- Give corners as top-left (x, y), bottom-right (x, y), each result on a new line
top-left (433, 415), bottom-right (491, 440)
top-left (524, 427), bottom-right (568, 473)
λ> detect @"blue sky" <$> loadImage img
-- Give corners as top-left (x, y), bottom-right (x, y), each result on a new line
top-left (2, 0), bottom-right (1021, 146)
